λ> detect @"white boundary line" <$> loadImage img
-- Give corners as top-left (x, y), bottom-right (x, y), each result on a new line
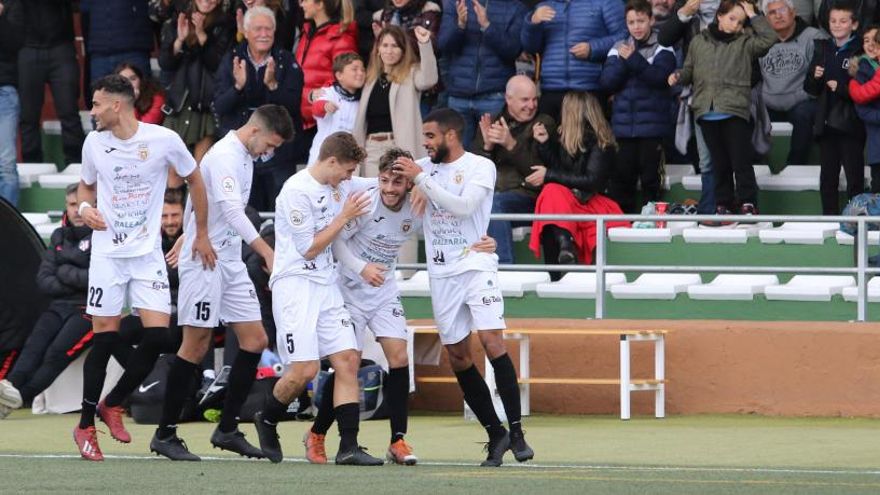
top-left (2, 453), bottom-right (880, 476)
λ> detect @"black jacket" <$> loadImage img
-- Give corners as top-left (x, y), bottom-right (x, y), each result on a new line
top-left (37, 222), bottom-right (92, 305)
top-left (243, 224), bottom-right (274, 343)
top-left (805, 36), bottom-right (865, 137)
top-left (0, 0), bottom-right (24, 87)
top-left (159, 14), bottom-right (235, 113)
top-left (21, 0), bottom-right (74, 49)
top-left (536, 131), bottom-right (614, 202)
top-left (161, 231), bottom-right (181, 305)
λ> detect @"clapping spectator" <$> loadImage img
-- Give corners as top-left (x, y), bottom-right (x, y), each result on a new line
top-left (473, 75), bottom-right (556, 265)
top-left (600, 0), bottom-right (676, 213)
top-left (849, 25), bottom-right (880, 192)
top-left (669, 0), bottom-right (775, 223)
top-left (439, 0), bottom-right (527, 148)
top-left (0, 0), bottom-right (23, 206)
top-left (214, 6), bottom-right (303, 211)
top-left (805, 2), bottom-right (865, 214)
top-left (114, 63), bottom-right (167, 125)
top-left (527, 92), bottom-right (628, 281)
top-left (233, 0), bottom-right (296, 51)
top-left (353, 24), bottom-right (438, 176)
top-left (521, 0), bottom-right (626, 121)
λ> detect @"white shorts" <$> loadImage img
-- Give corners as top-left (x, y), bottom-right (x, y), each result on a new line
top-left (430, 270), bottom-right (506, 345)
top-left (273, 276), bottom-right (357, 363)
top-left (177, 259), bottom-right (261, 328)
top-left (86, 250), bottom-right (171, 317)
top-left (340, 278), bottom-right (408, 350)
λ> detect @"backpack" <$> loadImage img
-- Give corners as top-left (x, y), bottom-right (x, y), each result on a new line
top-left (314, 363), bottom-right (389, 421)
top-left (840, 193), bottom-right (880, 235)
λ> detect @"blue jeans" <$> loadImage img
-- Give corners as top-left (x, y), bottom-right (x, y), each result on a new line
top-left (487, 191), bottom-right (536, 264)
top-left (695, 122), bottom-right (715, 214)
top-left (448, 92), bottom-right (506, 151)
top-left (90, 51), bottom-right (151, 82)
top-left (0, 86), bottom-right (20, 206)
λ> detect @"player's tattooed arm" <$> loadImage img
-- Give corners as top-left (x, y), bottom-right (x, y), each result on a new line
top-left (184, 167), bottom-right (218, 270)
top-left (77, 180), bottom-right (107, 231)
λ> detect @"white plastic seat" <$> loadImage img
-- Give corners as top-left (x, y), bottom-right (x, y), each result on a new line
top-left (18, 163), bottom-right (58, 188)
top-left (841, 277), bottom-right (880, 302)
top-left (36, 221), bottom-right (62, 238)
top-left (758, 222), bottom-right (840, 245)
top-left (770, 121), bottom-right (793, 136)
top-left (497, 271), bottom-right (551, 297)
top-left (609, 226), bottom-right (671, 243)
top-left (764, 275), bottom-right (855, 302)
top-left (396, 271), bottom-right (431, 297)
top-left (682, 222), bottom-right (770, 244)
top-left (835, 230), bottom-right (880, 245)
top-left (511, 226), bottom-right (532, 242)
top-left (22, 212), bottom-right (51, 226)
top-left (536, 272), bottom-right (627, 299)
top-left (38, 164), bottom-right (82, 189)
top-left (681, 165), bottom-right (770, 191)
top-left (662, 164), bottom-right (693, 189)
top-left (757, 166), bottom-right (820, 191)
top-left (687, 274), bottom-right (780, 301)
top-left (610, 273), bottom-right (702, 300)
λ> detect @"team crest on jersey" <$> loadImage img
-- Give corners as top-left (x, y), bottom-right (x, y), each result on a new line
top-left (290, 209), bottom-right (304, 226)
top-left (137, 143), bottom-right (149, 161)
top-left (453, 171), bottom-right (464, 184)
top-left (401, 219), bottom-right (412, 233)
top-left (332, 189), bottom-right (342, 202)
top-left (78, 239), bottom-right (90, 252)
top-left (222, 176), bottom-right (235, 193)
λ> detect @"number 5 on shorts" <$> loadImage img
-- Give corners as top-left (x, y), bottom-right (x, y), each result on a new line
top-left (194, 301), bottom-right (211, 321)
top-left (285, 334), bottom-right (295, 353)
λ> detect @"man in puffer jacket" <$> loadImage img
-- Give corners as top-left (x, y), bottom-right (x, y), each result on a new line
top-left (600, 0), bottom-right (676, 213)
top-left (521, 0), bottom-right (626, 120)
top-left (439, 0), bottom-right (527, 148)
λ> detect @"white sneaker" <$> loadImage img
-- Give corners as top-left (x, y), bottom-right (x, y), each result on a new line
top-left (0, 379), bottom-right (23, 412)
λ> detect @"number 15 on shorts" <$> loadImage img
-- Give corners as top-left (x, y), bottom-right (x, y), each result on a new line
top-left (194, 301), bottom-right (211, 322)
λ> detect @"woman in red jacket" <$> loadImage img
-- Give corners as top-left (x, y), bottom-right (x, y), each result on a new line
top-left (114, 63), bottom-right (166, 125)
top-left (297, 0), bottom-right (357, 154)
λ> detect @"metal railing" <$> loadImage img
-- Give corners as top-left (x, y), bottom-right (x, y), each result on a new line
top-left (265, 211), bottom-right (880, 321)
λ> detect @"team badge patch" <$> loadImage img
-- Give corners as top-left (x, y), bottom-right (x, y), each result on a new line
top-left (332, 189), bottom-right (342, 202)
top-left (78, 239), bottom-right (90, 252)
top-left (453, 171), bottom-right (464, 184)
top-left (222, 176), bottom-right (235, 193)
top-left (401, 218), bottom-right (412, 233)
top-left (290, 209), bottom-right (304, 226)
top-left (137, 143), bottom-right (149, 161)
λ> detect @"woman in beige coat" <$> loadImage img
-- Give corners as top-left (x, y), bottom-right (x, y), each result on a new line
top-left (354, 24), bottom-right (437, 177)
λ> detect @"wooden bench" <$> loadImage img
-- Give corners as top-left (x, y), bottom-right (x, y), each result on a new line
top-left (411, 327), bottom-right (667, 420)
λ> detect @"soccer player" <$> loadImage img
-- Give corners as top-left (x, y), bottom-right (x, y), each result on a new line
top-left (253, 131), bottom-right (383, 466)
top-left (73, 74), bottom-right (216, 462)
top-left (392, 108), bottom-right (535, 467)
top-left (149, 104), bottom-right (294, 461)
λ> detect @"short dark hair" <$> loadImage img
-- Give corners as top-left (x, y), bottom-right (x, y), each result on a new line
top-left (625, 0), bottom-right (652, 17)
top-left (164, 187), bottom-right (185, 206)
top-left (423, 108), bottom-right (465, 138)
top-left (91, 74), bottom-right (135, 103)
top-left (251, 104), bottom-right (295, 142)
top-left (318, 132), bottom-right (367, 163)
top-left (65, 183), bottom-right (78, 196)
top-left (829, 0), bottom-right (859, 21)
top-left (333, 52), bottom-right (362, 74)
top-left (378, 147), bottom-right (414, 174)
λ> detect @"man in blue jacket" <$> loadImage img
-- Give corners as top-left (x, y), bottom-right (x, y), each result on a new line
top-left (80, 0), bottom-right (153, 81)
top-left (521, 0), bottom-right (627, 121)
top-left (439, 0), bottom-right (526, 149)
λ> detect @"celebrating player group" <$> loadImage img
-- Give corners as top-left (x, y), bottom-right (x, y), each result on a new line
top-left (73, 74), bottom-right (533, 467)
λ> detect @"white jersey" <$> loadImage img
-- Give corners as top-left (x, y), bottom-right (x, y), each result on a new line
top-left (181, 131), bottom-right (253, 262)
top-left (271, 169), bottom-right (375, 287)
top-left (81, 123), bottom-right (197, 258)
top-left (307, 85), bottom-right (360, 166)
top-left (417, 153), bottom-right (498, 278)
top-left (337, 188), bottom-right (421, 302)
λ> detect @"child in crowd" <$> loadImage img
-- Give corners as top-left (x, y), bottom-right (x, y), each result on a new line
top-left (805, 3), bottom-right (865, 214)
top-left (668, 0), bottom-right (775, 224)
top-left (848, 25), bottom-right (880, 193)
top-left (600, 0), bottom-right (676, 213)
top-left (307, 52), bottom-right (366, 165)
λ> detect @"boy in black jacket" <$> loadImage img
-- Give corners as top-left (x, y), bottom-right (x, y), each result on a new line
top-left (805, 3), bottom-right (866, 214)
